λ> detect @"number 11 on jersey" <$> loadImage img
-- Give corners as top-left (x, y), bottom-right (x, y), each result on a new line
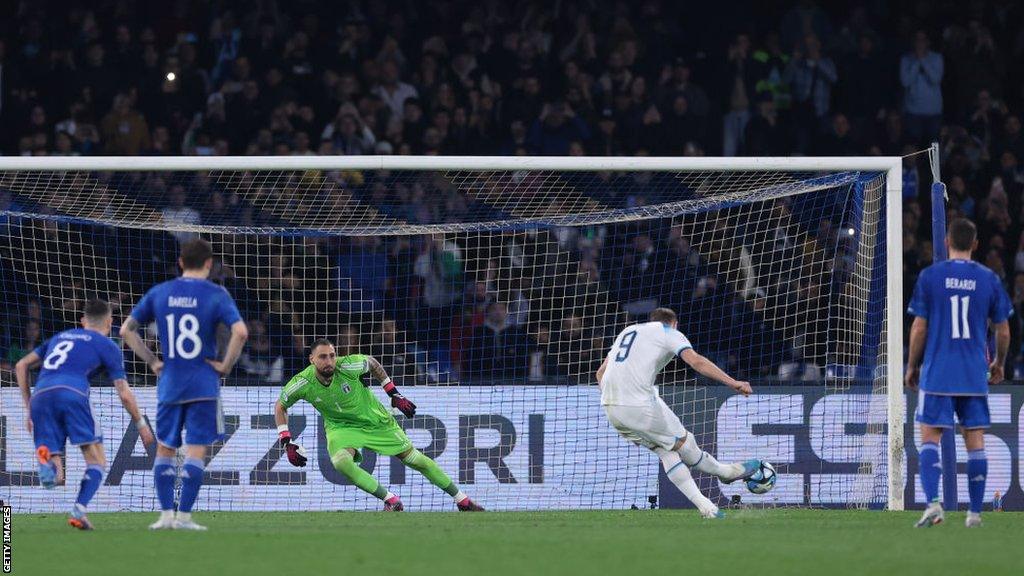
top-left (949, 295), bottom-right (970, 339)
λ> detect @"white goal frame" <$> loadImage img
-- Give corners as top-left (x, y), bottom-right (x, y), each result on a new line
top-left (0, 154), bottom-right (905, 510)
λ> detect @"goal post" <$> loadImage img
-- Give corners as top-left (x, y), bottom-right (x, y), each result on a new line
top-left (0, 155), bottom-right (904, 512)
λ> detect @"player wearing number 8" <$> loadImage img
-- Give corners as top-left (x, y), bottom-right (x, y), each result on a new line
top-left (906, 218), bottom-right (1012, 528)
top-left (15, 299), bottom-right (153, 530)
top-left (120, 239), bottom-right (248, 530)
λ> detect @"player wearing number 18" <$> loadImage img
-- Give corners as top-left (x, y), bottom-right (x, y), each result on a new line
top-left (120, 238), bottom-right (249, 531)
top-left (906, 218), bottom-right (1012, 528)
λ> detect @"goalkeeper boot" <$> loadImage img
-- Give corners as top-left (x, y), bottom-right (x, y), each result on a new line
top-left (36, 446), bottom-right (56, 489)
top-left (384, 495), bottom-right (404, 512)
top-left (722, 459), bottom-right (762, 485)
top-left (67, 505), bottom-right (94, 531)
top-left (914, 502), bottom-right (944, 528)
top-left (965, 512), bottom-right (983, 528)
top-left (457, 498), bottom-right (485, 512)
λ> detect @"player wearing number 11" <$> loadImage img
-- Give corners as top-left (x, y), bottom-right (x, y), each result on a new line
top-left (906, 218), bottom-right (1012, 528)
top-left (121, 238), bottom-right (249, 531)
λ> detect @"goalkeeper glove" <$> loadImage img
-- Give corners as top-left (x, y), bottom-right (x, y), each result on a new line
top-left (278, 427), bottom-right (308, 467)
top-left (383, 379), bottom-right (416, 417)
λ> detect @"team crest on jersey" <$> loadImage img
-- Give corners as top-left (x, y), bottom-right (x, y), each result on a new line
top-left (342, 384), bottom-right (351, 394)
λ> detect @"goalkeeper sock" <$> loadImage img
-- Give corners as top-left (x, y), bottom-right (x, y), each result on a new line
top-left (332, 450), bottom-right (388, 500)
top-left (401, 449), bottom-right (461, 498)
top-left (677, 436), bottom-right (738, 479)
top-left (153, 456), bottom-right (177, 511)
top-left (75, 464), bottom-right (104, 509)
top-left (918, 442), bottom-right (941, 504)
top-left (967, 449), bottom-right (987, 514)
top-left (656, 448), bottom-right (716, 513)
top-left (178, 457), bottom-right (205, 513)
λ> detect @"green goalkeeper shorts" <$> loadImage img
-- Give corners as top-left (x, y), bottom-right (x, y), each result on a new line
top-left (325, 421), bottom-right (413, 463)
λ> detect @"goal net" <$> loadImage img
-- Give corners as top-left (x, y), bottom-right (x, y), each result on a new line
top-left (0, 156), bottom-right (902, 512)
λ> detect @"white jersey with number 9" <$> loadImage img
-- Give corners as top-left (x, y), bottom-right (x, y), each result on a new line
top-left (599, 321), bottom-right (692, 406)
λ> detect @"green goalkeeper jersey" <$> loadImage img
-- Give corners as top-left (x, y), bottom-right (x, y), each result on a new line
top-left (279, 354), bottom-right (394, 430)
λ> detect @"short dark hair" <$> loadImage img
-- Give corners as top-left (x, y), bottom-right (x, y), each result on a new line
top-left (948, 218), bottom-right (978, 251)
top-left (309, 338), bottom-right (334, 355)
top-left (650, 307), bottom-right (677, 324)
top-left (180, 238), bottom-right (214, 270)
top-left (83, 299), bottom-right (111, 323)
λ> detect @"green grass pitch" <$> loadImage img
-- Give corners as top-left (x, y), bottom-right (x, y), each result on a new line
top-left (10, 509), bottom-right (1022, 576)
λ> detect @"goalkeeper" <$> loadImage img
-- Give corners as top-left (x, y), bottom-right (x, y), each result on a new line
top-left (274, 338), bottom-right (484, 512)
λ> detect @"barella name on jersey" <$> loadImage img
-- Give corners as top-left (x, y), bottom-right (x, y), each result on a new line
top-left (167, 296), bottom-right (199, 308)
top-left (945, 277), bottom-right (977, 291)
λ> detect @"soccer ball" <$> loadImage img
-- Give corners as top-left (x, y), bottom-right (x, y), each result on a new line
top-left (745, 461), bottom-right (777, 494)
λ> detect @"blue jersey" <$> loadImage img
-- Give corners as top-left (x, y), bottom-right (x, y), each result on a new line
top-left (907, 259), bottom-right (1013, 395)
top-left (32, 328), bottom-right (126, 397)
top-left (130, 277), bottom-right (242, 404)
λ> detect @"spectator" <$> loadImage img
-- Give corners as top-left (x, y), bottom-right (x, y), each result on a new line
top-left (161, 184), bottom-right (201, 244)
top-left (526, 102), bottom-right (590, 156)
top-left (4, 319), bottom-right (42, 366)
top-left (239, 319), bottom-right (284, 383)
top-left (100, 92), bottom-right (151, 155)
top-left (784, 34), bottom-right (837, 152)
top-left (660, 57), bottom-right (710, 120)
top-left (837, 33), bottom-right (891, 134)
top-left (464, 301), bottom-right (529, 380)
top-left (372, 59), bottom-right (418, 132)
top-left (413, 236), bottom-right (463, 346)
top-left (720, 34), bottom-right (757, 156)
top-left (744, 94), bottom-right (790, 155)
top-left (818, 113), bottom-right (858, 155)
top-left (323, 104), bottom-right (377, 155)
top-left (900, 30), bottom-right (944, 145)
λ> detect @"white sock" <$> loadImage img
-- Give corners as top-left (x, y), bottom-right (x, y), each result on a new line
top-left (159, 510), bottom-right (175, 522)
top-left (656, 448), bottom-right (717, 514)
top-left (176, 511), bottom-right (191, 522)
top-left (453, 491), bottom-right (468, 503)
top-left (677, 436), bottom-right (740, 480)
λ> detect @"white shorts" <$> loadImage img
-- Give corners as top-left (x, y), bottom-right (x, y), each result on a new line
top-left (603, 397), bottom-right (686, 451)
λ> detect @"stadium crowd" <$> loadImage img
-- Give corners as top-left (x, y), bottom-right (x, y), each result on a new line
top-left (3, 0), bottom-right (1024, 382)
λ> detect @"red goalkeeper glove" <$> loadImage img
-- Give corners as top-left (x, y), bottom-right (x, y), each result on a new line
top-left (383, 380), bottom-right (416, 417)
top-left (278, 429), bottom-right (308, 467)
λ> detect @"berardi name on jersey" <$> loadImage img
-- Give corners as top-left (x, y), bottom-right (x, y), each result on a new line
top-left (945, 277), bottom-right (977, 291)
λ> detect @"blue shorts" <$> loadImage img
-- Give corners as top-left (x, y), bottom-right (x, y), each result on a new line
top-left (30, 388), bottom-right (102, 454)
top-left (915, 392), bottom-right (990, 429)
top-left (157, 399), bottom-right (225, 448)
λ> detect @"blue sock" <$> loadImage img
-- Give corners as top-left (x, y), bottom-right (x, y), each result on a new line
top-left (967, 449), bottom-right (987, 514)
top-left (75, 464), bottom-right (104, 509)
top-left (178, 457), bottom-right (205, 514)
top-left (153, 456), bottom-right (177, 511)
top-left (919, 442), bottom-right (941, 504)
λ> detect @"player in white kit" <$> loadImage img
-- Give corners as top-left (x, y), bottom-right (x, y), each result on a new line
top-left (597, 308), bottom-right (762, 518)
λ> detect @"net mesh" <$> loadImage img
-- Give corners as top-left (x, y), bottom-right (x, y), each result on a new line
top-left (0, 165), bottom-right (891, 511)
